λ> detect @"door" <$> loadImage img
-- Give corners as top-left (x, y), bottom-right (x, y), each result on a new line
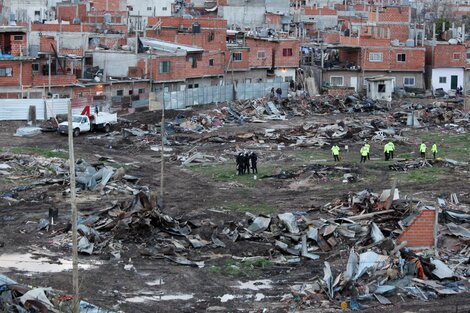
top-left (451, 75), bottom-right (458, 90)
top-left (350, 77), bottom-right (358, 91)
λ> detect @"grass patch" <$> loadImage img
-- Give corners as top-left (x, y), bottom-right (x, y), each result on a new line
top-left (208, 258), bottom-right (273, 278)
top-left (190, 163), bottom-right (278, 187)
top-left (421, 133), bottom-right (470, 161)
top-left (391, 166), bottom-right (449, 184)
top-left (224, 200), bottom-right (277, 215)
top-left (5, 146), bottom-right (68, 159)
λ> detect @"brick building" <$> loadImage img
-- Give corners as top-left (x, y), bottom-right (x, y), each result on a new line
top-left (426, 42), bottom-right (466, 92)
top-left (318, 35), bottom-right (426, 92)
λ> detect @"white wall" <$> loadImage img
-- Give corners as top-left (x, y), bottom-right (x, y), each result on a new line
top-left (274, 68), bottom-right (296, 82)
top-left (367, 80), bottom-right (393, 102)
top-left (93, 52), bottom-right (142, 77)
top-left (8, 0), bottom-right (55, 22)
top-left (127, 0), bottom-right (173, 17)
top-left (431, 68), bottom-right (464, 91)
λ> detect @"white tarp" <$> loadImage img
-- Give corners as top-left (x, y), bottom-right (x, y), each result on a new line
top-left (0, 98), bottom-right (70, 121)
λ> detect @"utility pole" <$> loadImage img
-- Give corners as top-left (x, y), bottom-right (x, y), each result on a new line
top-left (159, 83), bottom-right (165, 209)
top-left (67, 100), bottom-right (79, 313)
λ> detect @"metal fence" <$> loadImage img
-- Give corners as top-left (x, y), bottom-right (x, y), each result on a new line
top-left (156, 81), bottom-right (289, 109)
top-left (0, 98), bottom-right (70, 121)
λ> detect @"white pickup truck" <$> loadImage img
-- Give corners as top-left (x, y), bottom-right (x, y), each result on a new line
top-left (58, 107), bottom-right (117, 137)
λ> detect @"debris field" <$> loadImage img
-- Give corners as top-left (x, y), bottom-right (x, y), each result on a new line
top-left (0, 94), bottom-right (470, 313)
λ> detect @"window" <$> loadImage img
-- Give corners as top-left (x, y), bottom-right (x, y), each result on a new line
top-left (257, 51), bottom-right (266, 59)
top-left (403, 77), bottom-right (415, 86)
top-left (162, 7), bottom-right (167, 11)
top-left (0, 67), bottom-right (13, 77)
top-left (232, 52), bottom-right (242, 62)
top-left (283, 48), bottom-right (293, 57)
top-left (32, 63), bottom-right (39, 72)
top-left (439, 77), bottom-right (447, 84)
top-left (209, 58), bottom-right (214, 66)
top-left (397, 53), bottom-right (406, 62)
top-left (34, 10), bottom-right (40, 16)
top-left (467, 49), bottom-right (470, 63)
top-left (13, 35), bottom-right (23, 41)
top-left (116, 90), bottom-right (123, 96)
top-left (453, 52), bottom-right (461, 60)
top-left (147, 6), bottom-right (152, 11)
top-left (128, 90), bottom-right (133, 95)
top-left (330, 76), bottom-right (344, 86)
top-left (378, 84), bottom-right (386, 93)
top-left (187, 83), bottom-right (199, 89)
top-left (188, 56), bottom-right (197, 68)
top-left (208, 32), bottom-right (214, 42)
top-left (159, 61), bottom-right (170, 73)
top-left (138, 88), bottom-right (145, 94)
top-left (369, 52), bottom-right (383, 62)
top-left (284, 76), bottom-right (293, 83)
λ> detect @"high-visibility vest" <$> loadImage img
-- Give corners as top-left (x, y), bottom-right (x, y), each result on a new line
top-left (431, 144), bottom-right (437, 153)
top-left (384, 144), bottom-right (390, 153)
top-left (331, 146), bottom-right (340, 155)
top-left (360, 147), bottom-right (368, 156)
top-left (364, 144), bottom-right (370, 153)
top-left (420, 143), bottom-right (427, 152)
top-left (388, 142), bottom-right (395, 151)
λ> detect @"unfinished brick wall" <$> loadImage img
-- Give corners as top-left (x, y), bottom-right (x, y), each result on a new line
top-left (10, 33), bottom-right (27, 56)
top-left (432, 44), bottom-right (466, 68)
top-left (56, 4), bottom-right (87, 22)
top-left (398, 209), bottom-right (436, 248)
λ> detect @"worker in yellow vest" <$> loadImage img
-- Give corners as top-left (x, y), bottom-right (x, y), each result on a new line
top-left (360, 145), bottom-right (368, 163)
top-left (384, 143), bottom-right (391, 161)
top-left (419, 142), bottom-right (427, 159)
top-left (364, 141), bottom-right (371, 160)
top-left (331, 145), bottom-right (340, 162)
top-left (431, 144), bottom-right (438, 159)
top-left (388, 141), bottom-right (395, 159)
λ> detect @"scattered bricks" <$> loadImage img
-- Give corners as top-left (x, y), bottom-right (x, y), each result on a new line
top-left (326, 87), bottom-right (355, 97)
top-left (398, 209), bottom-right (436, 248)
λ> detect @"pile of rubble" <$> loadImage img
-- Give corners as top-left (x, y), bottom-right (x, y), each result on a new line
top-left (0, 152), bottom-right (144, 201)
top-left (394, 102), bottom-right (470, 131)
top-left (36, 185), bottom-right (470, 310)
top-left (0, 274), bottom-right (111, 312)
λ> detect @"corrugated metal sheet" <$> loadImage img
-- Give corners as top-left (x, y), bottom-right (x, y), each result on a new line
top-left (0, 98), bottom-right (70, 121)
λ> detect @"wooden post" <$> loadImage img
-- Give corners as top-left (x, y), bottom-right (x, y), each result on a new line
top-left (386, 179), bottom-right (397, 210)
top-left (434, 206), bottom-right (439, 256)
top-left (67, 100), bottom-right (79, 313)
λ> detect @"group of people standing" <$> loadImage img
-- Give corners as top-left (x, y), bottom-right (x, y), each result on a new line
top-left (419, 142), bottom-right (438, 159)
top-left (331, 141), bottom-right (439, 162)
top-left (236, 152), bottom-right (258, 175)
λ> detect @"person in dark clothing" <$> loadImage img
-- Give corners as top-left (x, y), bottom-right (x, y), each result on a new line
top-left (236, 153), bottom-right (243, 175)
top-left (289, 79), bottom-right (295, 91)
top-left (250, 152), bottom-right (258, 174)
top-left (275, 87), bottom-right (282, 100)
top-left (270, 87), bottom-right (275, 99)
top-left (243, 152), bottom-right (250, 174)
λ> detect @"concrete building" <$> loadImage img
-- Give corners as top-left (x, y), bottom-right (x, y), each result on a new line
top-left (366, 76), bottom-right (394, 101)
top-left (126, 0), bottom-right (173, 17)
top-left (219, 0), bottom-right (290, 28)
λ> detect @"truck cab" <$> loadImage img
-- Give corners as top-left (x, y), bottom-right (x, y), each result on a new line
top-left (58, 115), bottom-right (91, 136)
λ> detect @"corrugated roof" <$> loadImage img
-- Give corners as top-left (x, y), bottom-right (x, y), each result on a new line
top-left (140, 37), bottom-right (204, 54)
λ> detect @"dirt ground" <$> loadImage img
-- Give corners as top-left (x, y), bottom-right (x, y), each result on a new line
top-left (0, 101), bottom-right (470, 313)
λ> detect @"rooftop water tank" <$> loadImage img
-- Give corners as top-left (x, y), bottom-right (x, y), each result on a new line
top-left (405, 39), bottom-right (414, 47)
top-left (192, 22), bottom-right (201, 33)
